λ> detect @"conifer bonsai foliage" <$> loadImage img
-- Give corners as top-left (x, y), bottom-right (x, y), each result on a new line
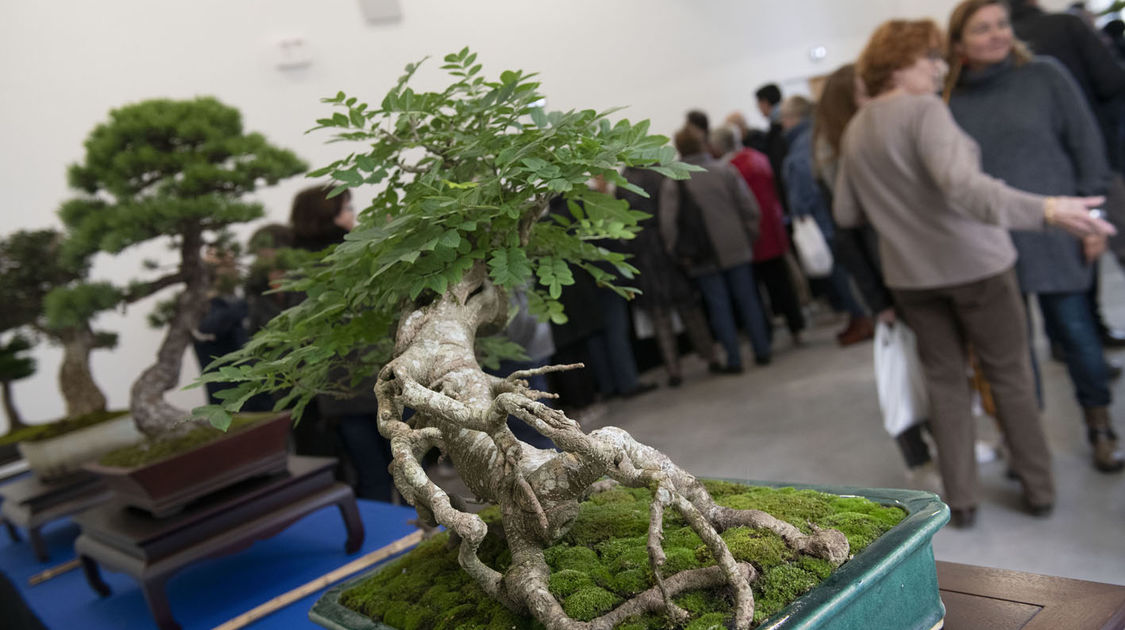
top-left (202, 50), bottom-right (850, 629)
top-left (0, 335), bottom-right (36, 433)
top-left (60, 97), bottom-right (306, 439)
top-left (0, 228), bottom-right (119, 424)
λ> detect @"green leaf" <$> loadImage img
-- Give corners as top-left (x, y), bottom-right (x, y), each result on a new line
top-left (530, 107), bottom-right (548, 128)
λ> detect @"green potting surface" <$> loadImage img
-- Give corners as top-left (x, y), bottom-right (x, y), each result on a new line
top-left (96, 411), bottom-right (278, 467)
top-left (0, 409), bottom-right (130, 445)
top-left (337, 481), bottom-right (907, 629)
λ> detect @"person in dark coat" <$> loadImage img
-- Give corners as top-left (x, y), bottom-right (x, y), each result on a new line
top-left (617, 166), bottom-right (719, 386)
top-left (755, 83), bottom-right (792, 218)
top-left (660, 126), bottom-right (771, 371)
top-left (1008, 0), bottom-right (1125, 348)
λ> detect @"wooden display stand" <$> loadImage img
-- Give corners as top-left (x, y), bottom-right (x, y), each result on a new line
top-left (73, 455), bottom-right (364, 630)
top-left (938, 561), bottom-right (1125, 629)
top-left (0, 471), bottom-right (110, 561)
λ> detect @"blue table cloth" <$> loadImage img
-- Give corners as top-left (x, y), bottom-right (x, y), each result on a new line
top-left (0, 497), bottom-right (419, 629)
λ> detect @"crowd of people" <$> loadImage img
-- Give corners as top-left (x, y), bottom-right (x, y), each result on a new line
top-left (187, 0), bottom-right (1125, 528)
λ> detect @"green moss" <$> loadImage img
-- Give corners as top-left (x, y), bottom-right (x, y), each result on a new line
top-left (0, 409), bottom-right (129, 446)
top-left (96, 412), bottom-right (277, 467)
top-left (674, 590), bottom-right (724, 616)
top-left (340, 482), bottom-right (907, 629)
top-left (549, 569), bottom-right (594, 598)
top-left (754, 564), bottom-right (822, 623)
top-left (685, 612), bottom-right (729, 630)
top-left (563, 586), bottom-right (622, 621)
top-left (608, 568), bottom-right (649, 595)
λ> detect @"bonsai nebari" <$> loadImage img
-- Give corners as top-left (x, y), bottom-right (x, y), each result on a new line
top-left (0, 228), bottom-right (121, 422)
top-left (60, 97), bottom-right (306, 438)
top-left (202, 50), bottom-right (849, 629)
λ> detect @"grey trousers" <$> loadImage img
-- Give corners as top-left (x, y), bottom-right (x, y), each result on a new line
top-left (892, 269), bottom-right (1055, 510)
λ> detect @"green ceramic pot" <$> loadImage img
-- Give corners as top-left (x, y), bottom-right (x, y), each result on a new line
top-left (309, 482), bottom-right (949, 630)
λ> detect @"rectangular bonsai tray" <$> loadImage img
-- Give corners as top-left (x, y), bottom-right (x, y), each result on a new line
top-left (309, 481), bottom-right (949, 630)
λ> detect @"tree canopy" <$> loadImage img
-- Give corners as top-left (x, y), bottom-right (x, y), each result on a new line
top-left (198, 49), bottom-right (700, 426)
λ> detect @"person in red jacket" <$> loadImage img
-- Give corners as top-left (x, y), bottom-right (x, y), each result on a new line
top-left (712, 125), bottom-right (806, 345)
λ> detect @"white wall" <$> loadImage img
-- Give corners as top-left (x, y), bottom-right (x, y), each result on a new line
top-left (3, 0), bottom-right (1048, 429)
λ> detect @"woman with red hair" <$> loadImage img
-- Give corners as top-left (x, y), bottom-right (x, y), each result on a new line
top-left (834, 18), bottom-right (1114, 527)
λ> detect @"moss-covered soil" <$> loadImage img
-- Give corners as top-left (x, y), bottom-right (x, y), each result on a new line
top-left (0, 409), bottom-right (130, 446)
top-left (340, 480), bottom-right (906, 629)
top-left (96, 412), bottom-right (280, 468)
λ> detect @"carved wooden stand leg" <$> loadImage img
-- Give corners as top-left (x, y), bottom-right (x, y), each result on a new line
top-left (336, 496), bottom-right (365, 554)
top-left (140, 574), bottom-right (179, 630)
top-left (27, 527), bottom-right (47, 562)
top-left (80, 554), bottom-right (112, 597)
top-left (2, 518), bottom-right (20, 543)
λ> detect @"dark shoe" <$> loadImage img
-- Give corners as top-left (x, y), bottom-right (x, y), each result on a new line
top-left (1107, 358), bottom-right (1123, 381)
top-left (1083, 407), bottom-right (1125, 473)
top-left (708, 362), bottom-right (725, 374)
top-left (754, 355), bottom-right (771, 366)
top-left (668, 375), bottom-right (683, 388)
top-left (1025, 500), bottom-right (1054, 517)
top-left (1100, 326), bottom-right (1125, 348)
top-left (837, 316), bottom-right (875, 346)
top-left (717, 364), bottom-right (744, 375)
top-left (621, 382), bottom-right (658, 399)
top-left (948, 506), bottom-right (977, 528)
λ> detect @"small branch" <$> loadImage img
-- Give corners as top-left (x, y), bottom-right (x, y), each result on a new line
top-left (506, 363), bottom-right (584, 382)
top-left (122, 271), bottom-right (187, 303)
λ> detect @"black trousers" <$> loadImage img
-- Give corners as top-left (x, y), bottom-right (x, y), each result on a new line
top-left (753, 256), bottom-right (805, 335)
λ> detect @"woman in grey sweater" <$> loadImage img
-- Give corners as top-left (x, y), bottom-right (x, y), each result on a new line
top-left (835, 18), bottom-right (1113, 527)
top-left (945, 0), bottom-right (1123, 474)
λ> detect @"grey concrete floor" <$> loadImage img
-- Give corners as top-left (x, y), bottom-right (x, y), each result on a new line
top-left (572, 264), bottom-right (1125, 588)
top-left (434, 262), bottom-right (1125, 587)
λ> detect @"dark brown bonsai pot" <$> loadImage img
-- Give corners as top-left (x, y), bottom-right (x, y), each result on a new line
top-left (83, 412), bottom-right (291, 518)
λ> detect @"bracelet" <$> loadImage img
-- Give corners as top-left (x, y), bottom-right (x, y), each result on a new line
top-left (1044, 197), bottom-right (1058, 225)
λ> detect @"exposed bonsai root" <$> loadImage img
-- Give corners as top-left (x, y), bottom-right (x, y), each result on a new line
top-left (370, 270), bottom-right (851, 629)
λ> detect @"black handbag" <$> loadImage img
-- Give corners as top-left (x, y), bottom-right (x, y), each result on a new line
top-left (674, 180), bottom-right (716, 266)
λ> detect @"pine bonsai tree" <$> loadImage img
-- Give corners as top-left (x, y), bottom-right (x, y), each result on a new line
top-left (0, 228), bottom-right (117, 421)
top-left (59, 97), bottom-right (306, 437)
top-left (202, 50), bottom-right (849, 629)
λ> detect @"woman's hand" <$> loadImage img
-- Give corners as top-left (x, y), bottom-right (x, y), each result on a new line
top-left (1047, 196), bottom-right (1117, 238)
top-left (877, 308), bottom-right (896, 325)
top-left (1084, 233), bottom-right (1108, 263)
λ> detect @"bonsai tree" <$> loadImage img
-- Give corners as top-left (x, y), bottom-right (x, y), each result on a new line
top-left (0, 228), bottom-right (117, 421)
top-left (202, 50), bottom-right (849, 629)
top-left (0, 335), bottom-right (35, 432)
top-left (59, 97), bottom-right (306, 438)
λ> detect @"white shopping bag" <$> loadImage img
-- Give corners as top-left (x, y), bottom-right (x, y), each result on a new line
top-left (792, 216), bottom-right (833, 278)
top-left (873, 321), bottom-right (929, 436)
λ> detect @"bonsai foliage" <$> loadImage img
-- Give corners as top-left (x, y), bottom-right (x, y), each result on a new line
top-left (60, 97), bottom-right (306, 437)
top-left (202, 50), bottom-right (850, 629)
top-left (0, 335), bottom-right (35, 432)
top-left (0, 229), bottom-right (116, 420)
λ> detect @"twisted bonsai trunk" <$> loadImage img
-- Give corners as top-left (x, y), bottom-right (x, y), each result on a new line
top-left (373, 263), bottom-right (850, 629)
top-left (129, 227), bottom-right (210, 438)
top-left (1, 380), bottom-right (28, 432)
top-left (57, 326), bottom-right (108, 418)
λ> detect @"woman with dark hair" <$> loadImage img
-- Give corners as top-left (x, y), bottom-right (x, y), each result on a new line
top-left (287, 184), bottom-right (394, 502)
top-left (835, 18), bottom-right (1114, 526)
top-left (945, 0), bottom-right (1123, 473)
top-left (290, 184), bottom-right (356, 251)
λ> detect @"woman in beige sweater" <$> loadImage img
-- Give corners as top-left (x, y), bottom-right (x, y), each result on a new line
top-left (834, 18), bottom-right (1114, 527)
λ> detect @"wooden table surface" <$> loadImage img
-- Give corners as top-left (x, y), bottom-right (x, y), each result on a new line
top-left (938, 561), bottom-right (1125, 629)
